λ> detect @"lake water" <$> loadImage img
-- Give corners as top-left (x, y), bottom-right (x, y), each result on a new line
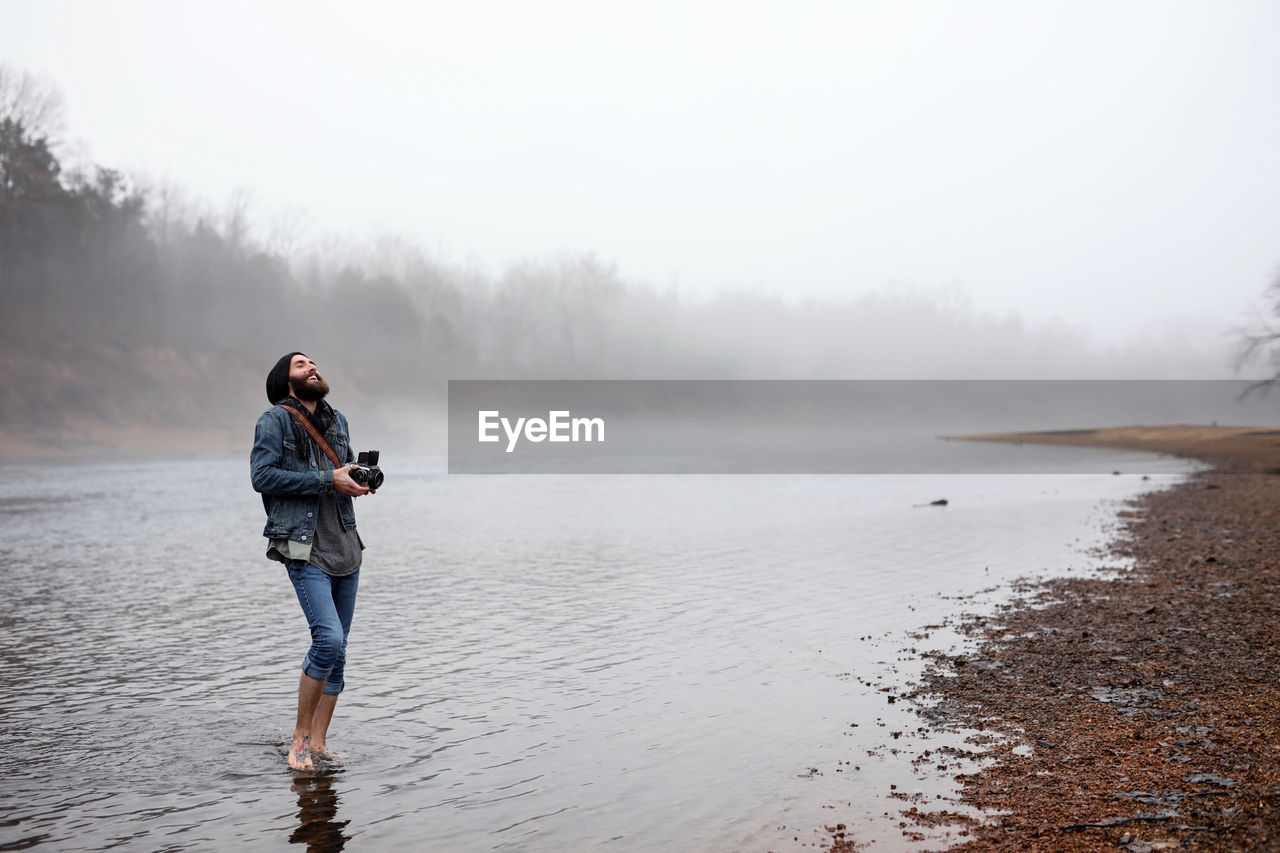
top-left (0, 448), bottom-right (1195, 851)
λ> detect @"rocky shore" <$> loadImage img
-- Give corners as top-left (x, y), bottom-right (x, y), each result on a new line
top-left (832, 426), bottom-right (1280, 852)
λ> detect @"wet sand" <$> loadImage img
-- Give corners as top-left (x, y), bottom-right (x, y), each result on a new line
top-left (829, 425), bottom-right (1280, 851)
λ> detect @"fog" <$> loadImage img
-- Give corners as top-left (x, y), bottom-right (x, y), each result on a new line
top-left (2, 1), bottom-right (1280, 455)
top-left (5, 1), bottom-right (1279, 342)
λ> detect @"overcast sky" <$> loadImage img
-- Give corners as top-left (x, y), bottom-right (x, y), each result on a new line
top-left (3, 0), bottom-right (1278, 345)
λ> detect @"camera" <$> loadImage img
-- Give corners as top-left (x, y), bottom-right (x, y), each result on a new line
top-left (350, 450), bottom-right (384, 489)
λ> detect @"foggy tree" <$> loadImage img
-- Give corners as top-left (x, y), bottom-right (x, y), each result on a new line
top-left (1234, 269), bottom-right (1280, 393)
top-left (0, 64), bottom-right (64, 145)
top-left (0, 115), bottom-right (64, 292)
top-left (322, 266), bottom-right (426, 388)
top-left (262, 206), bottom-right (309, 258)
top-left (487, 255), bottom-right (627, 376)
top-left (0, 67), bottom-right (66, 290)
top-left (221, 188), bottom-right (253, 255)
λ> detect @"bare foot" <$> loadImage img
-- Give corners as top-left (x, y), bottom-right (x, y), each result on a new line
top-left (288, 736), bottom-right (313, 770)
top-left (310, 744), bottom-right (347, 760)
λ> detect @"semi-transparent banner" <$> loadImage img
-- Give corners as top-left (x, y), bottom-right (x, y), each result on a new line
top-left (447, 380), bottom-right (1273, 474)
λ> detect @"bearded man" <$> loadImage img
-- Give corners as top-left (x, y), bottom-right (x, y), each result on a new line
top-left (250, 352), bottom-right (372, 770)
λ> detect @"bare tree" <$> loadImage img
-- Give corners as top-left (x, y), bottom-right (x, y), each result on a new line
top-left (263, 206), bottom-right (309, 259)
top-left (1233, 268), bottom-right (1280, 395)
top-left (140, 178), bottom-right (193, 246)
top-left (0, 64), bottom-right (65, 144)
top-left (221, 188), bottom-right (254, 254)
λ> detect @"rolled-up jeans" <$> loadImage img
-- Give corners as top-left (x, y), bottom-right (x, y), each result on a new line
top-left (286, 560), bottom-right (359, 695)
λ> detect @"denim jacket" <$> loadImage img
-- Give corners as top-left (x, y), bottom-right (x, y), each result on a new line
top-left (250, 404), bottom-right (357, 544)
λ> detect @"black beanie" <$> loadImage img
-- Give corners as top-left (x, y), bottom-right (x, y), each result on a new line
top-left (266, 351), bottom-right (305, 404)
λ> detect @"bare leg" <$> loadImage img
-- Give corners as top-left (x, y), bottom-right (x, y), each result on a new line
top-left (289, 673), bottom-right (326, 770)
top-left (309, 692), bottom-right (338, 756)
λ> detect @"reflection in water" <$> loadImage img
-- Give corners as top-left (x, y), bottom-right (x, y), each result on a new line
top-left (290, 771), bottom-right (349, 853)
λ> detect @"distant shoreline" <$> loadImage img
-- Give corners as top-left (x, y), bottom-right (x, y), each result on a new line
top-left (0, 425), bottom-right (247, 463)
top-left (950, 424), bottom-right (1280, 472)
top-left (827, 424), bottom-right (1280, 850)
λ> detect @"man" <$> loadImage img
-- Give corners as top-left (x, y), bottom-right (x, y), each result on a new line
top-left (250, 352), bottom-right (372, 770)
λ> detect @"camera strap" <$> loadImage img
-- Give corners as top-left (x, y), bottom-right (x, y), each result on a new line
top-left (276, 403), bottom-right (344, 470)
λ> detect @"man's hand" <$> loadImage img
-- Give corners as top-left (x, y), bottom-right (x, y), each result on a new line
top-left (332, 464), bottom-right (371, 497)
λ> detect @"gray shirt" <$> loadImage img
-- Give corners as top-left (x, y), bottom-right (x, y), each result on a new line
top-left (306, 489), bottom-right (363, 576)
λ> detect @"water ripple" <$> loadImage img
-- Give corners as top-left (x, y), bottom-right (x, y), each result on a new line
top-left (0, 455), bottom-right (1194, 850)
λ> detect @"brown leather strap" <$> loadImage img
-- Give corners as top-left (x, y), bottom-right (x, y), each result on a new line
top-left (277, 403), bottom-right (344, 469)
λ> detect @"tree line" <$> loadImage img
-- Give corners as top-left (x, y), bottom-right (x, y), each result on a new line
top-left (0, 65), bottom-right (1245, 449)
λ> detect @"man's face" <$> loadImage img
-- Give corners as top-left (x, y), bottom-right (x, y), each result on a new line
top-left (289, 355), bottom-right (330, 402)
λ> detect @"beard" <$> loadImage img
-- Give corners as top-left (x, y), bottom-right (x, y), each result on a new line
top-left (291, 374), bottom-right (330, 401)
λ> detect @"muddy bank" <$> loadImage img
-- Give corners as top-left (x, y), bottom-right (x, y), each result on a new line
top-left (829, 426), bottom-right (1280, 851)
